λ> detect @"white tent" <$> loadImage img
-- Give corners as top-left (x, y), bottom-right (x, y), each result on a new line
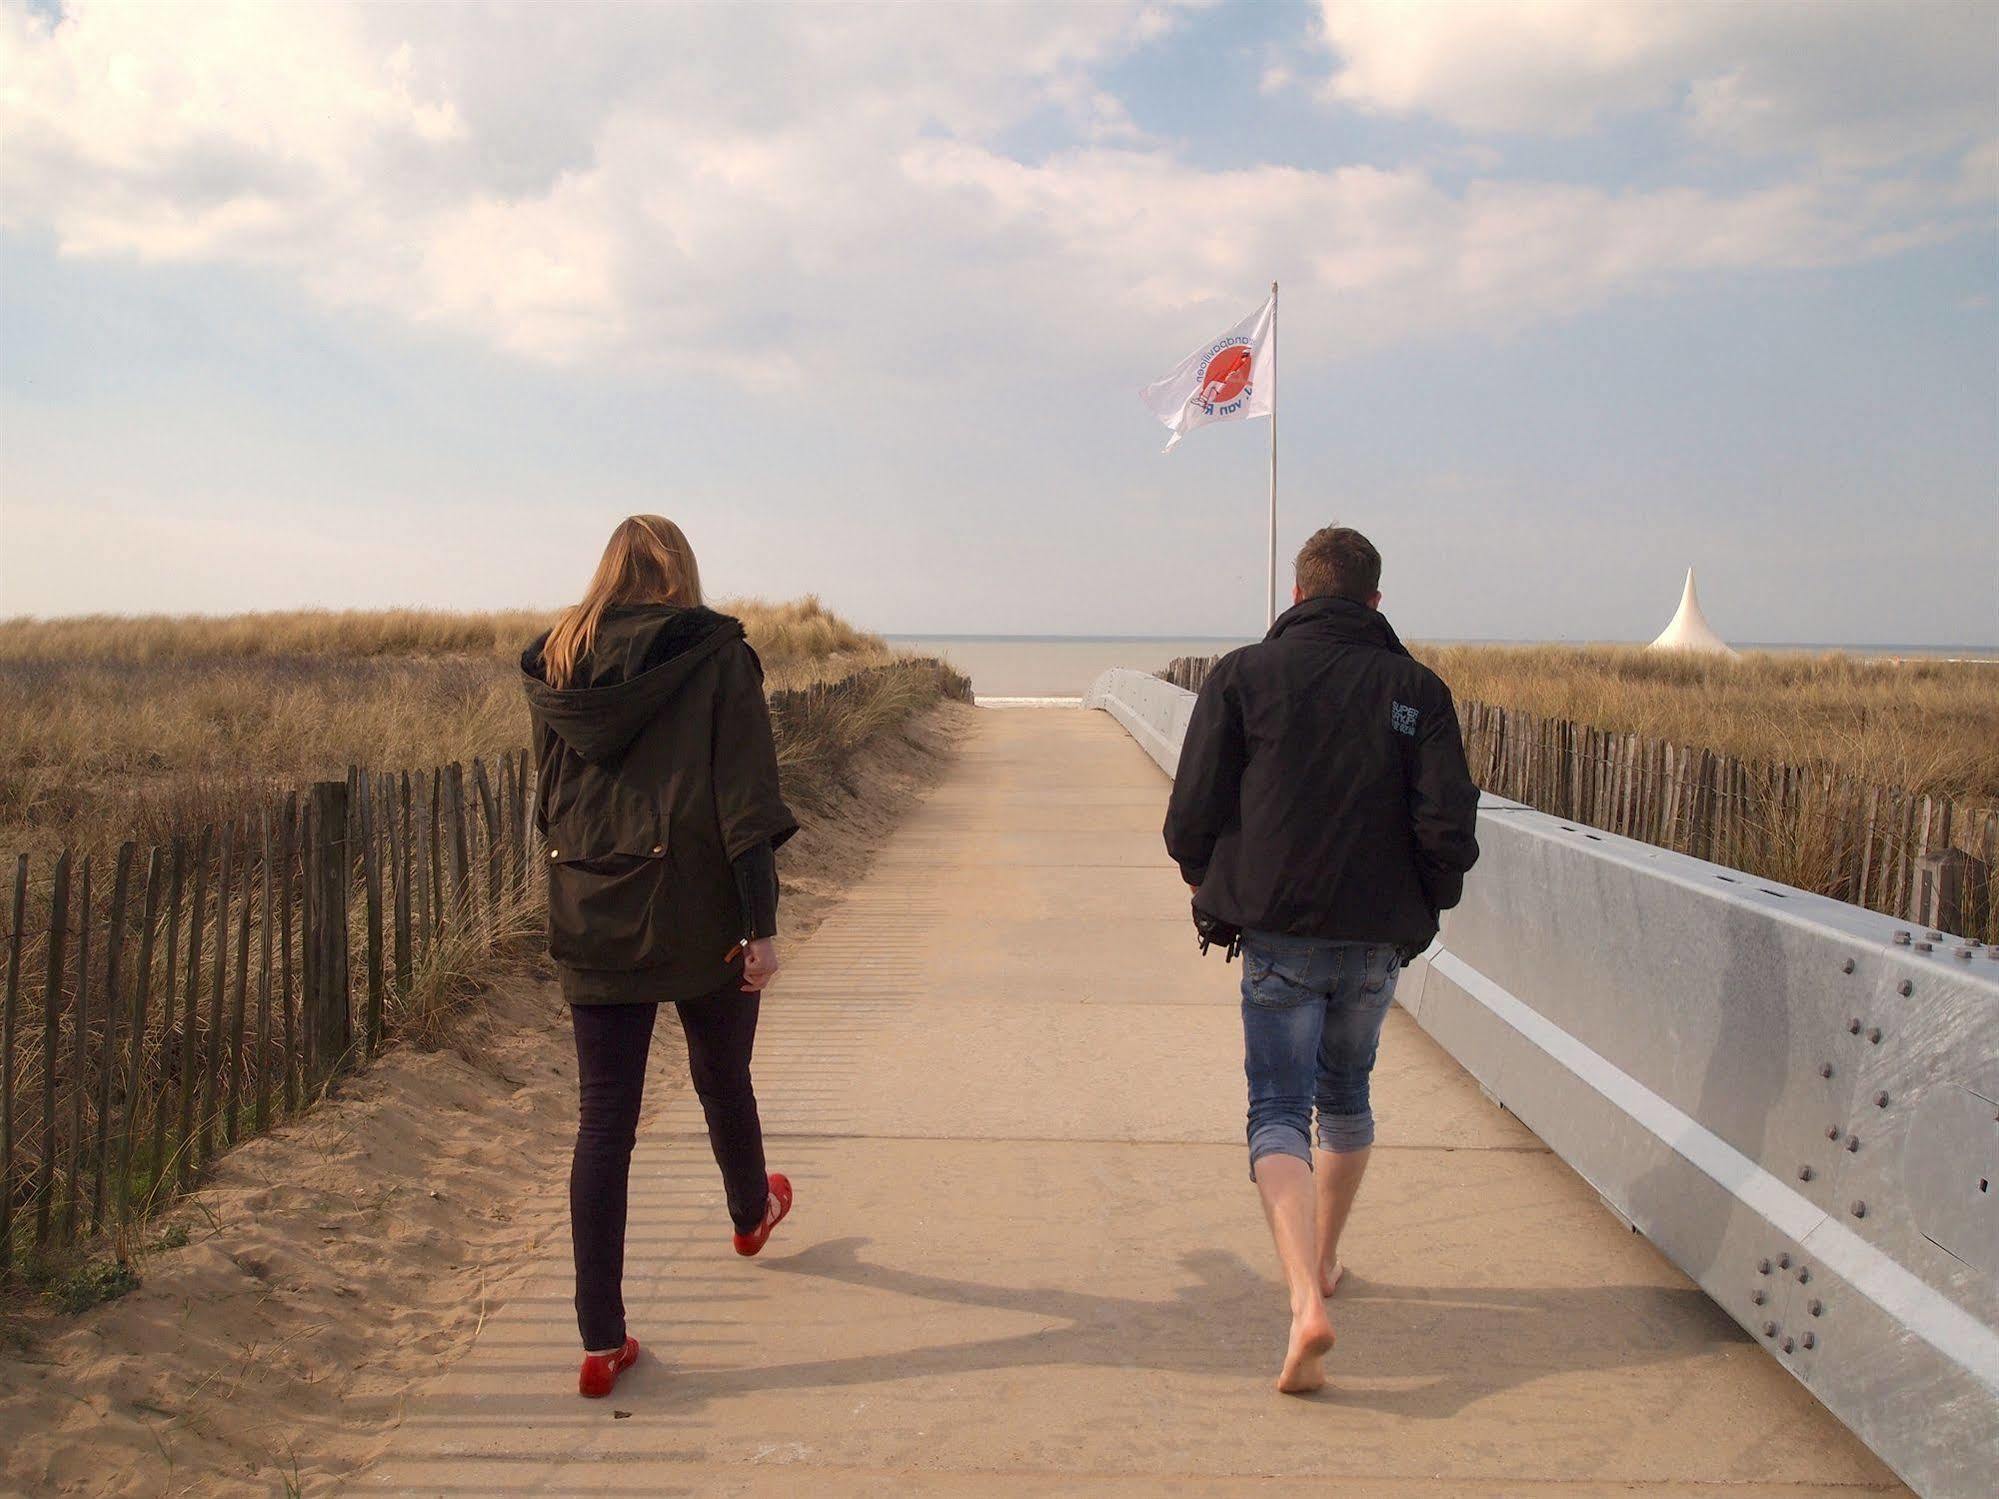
top-left (1649, 568), bottom-right (1736, 655)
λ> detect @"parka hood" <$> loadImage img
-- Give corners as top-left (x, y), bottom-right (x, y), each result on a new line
top-left (521, 604), bottom-right (744, 764)
top-left (1266, 595), bottom-right (1409, 658)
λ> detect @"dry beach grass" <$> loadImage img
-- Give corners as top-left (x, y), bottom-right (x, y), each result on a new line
top-left (1412, 644), bottom-right (1999, 800)
top-left (0, 598), bottom-right (907, 862)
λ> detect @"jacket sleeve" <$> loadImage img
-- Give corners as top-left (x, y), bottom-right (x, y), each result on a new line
top-left (712, 642), bottom-right (800, 861)
top-left (1409, 683), bottom-right (1481, 914)
top-left (1163, 667), bottom-right (1245, 887)
top-left (730, 839), bottom-right (780, 941)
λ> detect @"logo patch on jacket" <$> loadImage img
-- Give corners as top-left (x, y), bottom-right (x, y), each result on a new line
top-left (1390, 701), bottom-right (1420, 737)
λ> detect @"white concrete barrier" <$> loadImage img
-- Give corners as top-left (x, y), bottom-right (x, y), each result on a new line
top-left (1086, 667), bottom-right (1999, 1499)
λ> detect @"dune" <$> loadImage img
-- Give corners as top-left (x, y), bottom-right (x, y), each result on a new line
top-left (0, 702), bottom-right (971, 1498)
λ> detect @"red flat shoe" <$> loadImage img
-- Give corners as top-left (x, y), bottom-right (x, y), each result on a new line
top-left (578, 1335), bottom-right (640, 1399)
top-left (732, 1173), bottom-right (793, 1257)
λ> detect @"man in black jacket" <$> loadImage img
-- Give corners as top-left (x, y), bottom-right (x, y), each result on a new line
top-left (1164, 525), bottom-right (1480, 1394)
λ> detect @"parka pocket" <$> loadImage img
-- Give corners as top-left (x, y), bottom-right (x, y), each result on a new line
top-left (545, 844), bottom-right (670, 969)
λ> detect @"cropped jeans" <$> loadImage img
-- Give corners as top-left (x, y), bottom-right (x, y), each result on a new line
top-left (1240, 933), bottom-right (1400, 1178)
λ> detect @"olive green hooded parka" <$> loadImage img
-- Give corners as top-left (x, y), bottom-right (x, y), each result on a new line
top-left (521, 605), bottom-right (798, 1005)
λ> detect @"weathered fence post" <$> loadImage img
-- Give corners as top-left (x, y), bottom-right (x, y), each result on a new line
top-left (225, 829), bottom-right (251, 1145)
top-left (176, 828), bottom-right (209, 1191)
top-left (426, 768), bottom-right (444, 942)
top-left (35, 851), bottom-right (69, 1248)
top-left (3, 854), bottom-right (26, 1275)
top-left (255, 809), bottom-right (273, 1134)
top-left (149, 837), bottom-right (184, 1196)
top-left (119, 848), bottom-right (163, 1235)
top-left (61, 856), bottom-right (92, 1245)
top-left (1915, 847), bottom-right (1988, 940)
top-left (360, 771), bottom-right (385, 1055)
top-left (475, 758), bottom-right (502, 928)
top-left (199, 825), bottom-right (232, 1171)
top-left (304, 781), bottom-right (352, 1089)
top-left (91, 843), bottom-right (134, 1230)
top-left (391, 772), bottom-right (413, 1002)
top-left (446, 763), bottom-right (471, 925)
top-left (280, 797), bottom-right (298, 1114)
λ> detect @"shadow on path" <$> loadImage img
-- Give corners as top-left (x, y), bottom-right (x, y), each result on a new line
top-left (645, 1235), bottom-right (1743, 1420)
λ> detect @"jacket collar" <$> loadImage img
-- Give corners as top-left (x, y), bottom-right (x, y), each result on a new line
top-left (1265, 595), bottom-right (1409, 657)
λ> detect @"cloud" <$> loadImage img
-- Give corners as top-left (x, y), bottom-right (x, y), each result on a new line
top-left (902, 143), bottom-right (1979, 358)
top-left (1316, 0), bottom-right (1995, 167)
top-left (1, 0), bottom-right (1988, 385)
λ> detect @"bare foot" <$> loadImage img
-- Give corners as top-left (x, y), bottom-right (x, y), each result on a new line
top-left (1318, 1261), bottom-right (1344, 1299)
top-left (1276, 1303), bottom-right (1335, 1394)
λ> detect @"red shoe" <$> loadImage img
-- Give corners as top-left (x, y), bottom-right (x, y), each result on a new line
top-left (578, 1336), bottom-right (640, 1399)
top-left (732, 1173), bottom-right (793, 1257)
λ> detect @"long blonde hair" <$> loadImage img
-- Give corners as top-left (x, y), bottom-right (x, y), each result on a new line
top-left (540, 515), bottom-right (704, 688)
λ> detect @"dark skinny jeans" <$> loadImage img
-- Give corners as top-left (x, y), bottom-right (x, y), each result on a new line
top-left (570, 985), bottom-right (769, 1351)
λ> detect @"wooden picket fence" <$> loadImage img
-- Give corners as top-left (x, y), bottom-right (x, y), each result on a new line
top-left (1160, 656), bottom-right (1998, 944)
top-left (0, 751), bottom-right (540, 1278)
top-left (0, 656), bottom-right (973, 1280)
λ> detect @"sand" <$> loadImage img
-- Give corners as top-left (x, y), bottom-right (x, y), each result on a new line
top-left (0, 703), bottom-right (971, 1499)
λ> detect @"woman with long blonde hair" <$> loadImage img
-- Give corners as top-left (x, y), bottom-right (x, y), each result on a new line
top-left (522, 516), bottom-right (798, 1399)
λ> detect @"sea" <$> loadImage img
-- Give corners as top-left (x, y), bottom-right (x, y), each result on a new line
top-left (884, 636), bottom-right (1997, 702)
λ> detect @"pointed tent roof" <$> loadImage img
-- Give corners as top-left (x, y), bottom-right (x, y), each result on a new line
top-left (1649, 568), bottom-right (1736, 655)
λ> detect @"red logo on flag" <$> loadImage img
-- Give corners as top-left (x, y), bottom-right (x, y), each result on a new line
top-left (1200, 345), bottom-right (1253, 407)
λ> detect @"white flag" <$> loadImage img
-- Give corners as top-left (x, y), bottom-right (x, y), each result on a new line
top-left (1138, 292), bottom-right (1276, 453)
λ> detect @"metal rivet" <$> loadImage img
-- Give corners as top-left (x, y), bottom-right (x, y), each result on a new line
top-left (1875, 1091), bottom-right (1890, 1108)
top-left (1893, 930), bottom-right (1911, 945)
top-left (1957, 947), bottom-right (1973, 960)
top-left (1752, 1289), bottom-right (1766, 1305)
top-left (1809, 1299), bottom-right (1823, 1317)
top-left (1782, 1337), bottom-right (1795, 1353)
top-left (1826, 1125), bottom-right (1841, 1140)
top-left (651, 844), bottom-right (663, 854)
top-left (1897, 980), bottom-right (1913, 996)
top-left (1802, 1332), bottom-right (1816, 1349)
top-left (1847, 1017), bottom-right (1862, 1034)
top-left (1868, 1027), bottom-right (1882, 1044)
top-left (1914, 941), bottom-right (1932, 954)
top-left (1763, 1321), bottom-right (1778, 1337)
top-left (1758, 1258), bottom-right (1772, 1275)
top-left (1777, 1254), bottom-right (1792, 1269)
top-left (1798, 1166), bottom-right (1814, 1182)
top-left (1797, 1267), bottom-right (1810, 1284)
top-left (1841, 958), bottom-right (1855, 974)
top-left (1926, 930), bottom-right (1943, 941)
top-left (1850, 1200), bottom-right (1867, 1219)
top-left (1845, 1135), bottom-right (1859, 1153)
top-left (548, 848), bottom-right (559, 859)
top-left (1819, 1062), bottom-right (1834, 1078)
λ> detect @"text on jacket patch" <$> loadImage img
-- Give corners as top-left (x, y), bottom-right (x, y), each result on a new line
top-left (1390, 702), bottom-right (1420, 737)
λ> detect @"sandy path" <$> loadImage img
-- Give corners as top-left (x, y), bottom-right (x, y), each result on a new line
top-left (362, 707), bottom-right (1907, 1496)
top-left (0, 706), bottom-right (970, 1498)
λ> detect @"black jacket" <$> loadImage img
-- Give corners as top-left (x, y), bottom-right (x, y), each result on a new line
top-left (522, 605), bottom-right (798, 1004)
top-left (1163, 596), bottom-right (1480, 952)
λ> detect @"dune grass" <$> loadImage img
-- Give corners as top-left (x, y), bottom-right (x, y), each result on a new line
top-left (0, 599), bottom-right (910, 862)
top-left (1412, 645), bottom-right (1999, 800)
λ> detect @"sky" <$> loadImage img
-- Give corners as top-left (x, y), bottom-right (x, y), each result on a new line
top-left (1, 0), bottom-right (1994, 645)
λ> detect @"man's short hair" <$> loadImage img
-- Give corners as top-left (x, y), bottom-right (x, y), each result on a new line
top-left (1295, 526), bottom-right (1381, 603)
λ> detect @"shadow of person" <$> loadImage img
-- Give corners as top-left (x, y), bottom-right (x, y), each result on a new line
top-left (654, 1236), bottom-right (1745, 1419)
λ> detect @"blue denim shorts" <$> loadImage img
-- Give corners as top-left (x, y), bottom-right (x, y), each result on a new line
top-left (1240, 932), bottom-right (1400, 1177)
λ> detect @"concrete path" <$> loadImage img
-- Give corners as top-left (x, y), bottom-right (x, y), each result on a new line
top-left (363, 709), bottom-right (1907, 1497)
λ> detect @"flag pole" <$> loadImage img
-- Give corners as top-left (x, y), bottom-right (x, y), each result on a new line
top-left (1266, 280), bottom-right (1278, 629)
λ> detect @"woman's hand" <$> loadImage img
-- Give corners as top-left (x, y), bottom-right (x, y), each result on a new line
top-left (740, 937), bottom-right (781, 993)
